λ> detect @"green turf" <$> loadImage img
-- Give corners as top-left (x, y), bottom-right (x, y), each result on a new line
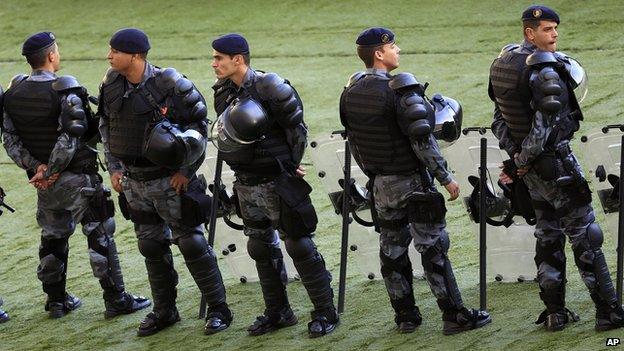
top-left (1, 1), bottom-right (623, 350)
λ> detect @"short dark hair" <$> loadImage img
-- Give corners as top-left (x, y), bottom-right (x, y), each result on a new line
top-left (26, 43), bottom-right (56, 69)
top-left (523, 19), bottom-right (541, 35)
top-left (357, 44), bottom-right (384, 68)
top-left (136, 52), bottom-right (148, 60)
top-left (229, 53), bottom-right (250, 66)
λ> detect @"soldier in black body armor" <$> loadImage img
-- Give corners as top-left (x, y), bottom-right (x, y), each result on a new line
top-left (1, 32), bottom-right (150, 320)
top-left (210, 33), bottom-right (338, 338)
top-left (98, 28), bottom-right (232, 336)
top-left (489, 5), bottom-right (624, 331)
top-left (339, 27), bottom-right (491, 334)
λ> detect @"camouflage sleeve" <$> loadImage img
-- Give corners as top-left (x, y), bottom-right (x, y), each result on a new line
top-left (490, 102), bottom-right (519, 157)
top-left (44, 118), bottom-right (78, 177)
top-left (410, 134), bottom-right (453, 185)
top-left (1, 111), bottom-right (42, 172)
top-left (283, 122), bottom-right (308, 166)
top-left (515, 110), bottom-right (552, 168)
top-left (97, 90), bottom-right (123, 174)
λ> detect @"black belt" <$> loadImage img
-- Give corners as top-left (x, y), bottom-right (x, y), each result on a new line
top-left (126, 168), bottom-right (172, 182)
top-left (235, 173), bottom-right (278, 186)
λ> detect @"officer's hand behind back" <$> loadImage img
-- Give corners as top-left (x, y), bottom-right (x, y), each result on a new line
top-left (110, 171), bottom-right (123, 193)
top-left (444, 180), bottom-right (460, 201)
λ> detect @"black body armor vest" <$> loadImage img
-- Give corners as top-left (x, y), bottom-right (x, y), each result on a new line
top-left (213, 78), bottom-right (292, 177)
top-left (489, 50), bottom-right (535, 146)
top-left (4, 79), bottom-right (96, 175)
top-left (340, 74), bottom-right (421, 176)
top-left (102, 72), bottom-right (164, 167)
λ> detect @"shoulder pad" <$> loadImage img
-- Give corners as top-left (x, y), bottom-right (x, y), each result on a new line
top-left (498, 43), bottom-right (520, 58)
top-left (526, 50), bottom-right (558, 66)
top-left (257, 72), bottom-right (284, 87)
top-left (7, 74), bottom-right (28, 89)
top-left (155, 67), bottom-right (183, 91)
top-left (52, 75), bottom-right (82, 92)
top-left (101, 68), bottom-right (121, 85)
top-left (389, 72), bottom-right (422, 91)
top-left (346, 72), bottom-right (365, 87)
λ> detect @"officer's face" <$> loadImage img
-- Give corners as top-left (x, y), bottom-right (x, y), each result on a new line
top-left (377, 43), bottom-right (400, 71)
top-left (527, 20), bottom-right (558, 52)
top-left (211, 50), bottom-right (239, 79)
top-left (107, 47), bottom-right (134, 72)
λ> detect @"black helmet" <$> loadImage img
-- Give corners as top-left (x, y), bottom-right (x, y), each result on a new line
top-left (430, 94), bottom-right (463, 147)
top-left (144, 120), bottom-right (206, 169)
top-left (210, 97), bottom-right (270, 152)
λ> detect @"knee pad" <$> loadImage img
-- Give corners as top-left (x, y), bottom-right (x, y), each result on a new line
top-left (535, 237), bottom-right (566, 270)
top-left (177, 234), bottom-right (209, 260)
top-left (37, 254), bottom-right (66, 284)
top-left (586, 222), bottom-right (604, 249)
top-left (138, 239), bottom-right (169, 260)
top-left (284, 236), bottom-right (316, 259)
top-left (247, 237), bottom-right (282, 261)
top-left (380, 248), bottom-right (412, 277)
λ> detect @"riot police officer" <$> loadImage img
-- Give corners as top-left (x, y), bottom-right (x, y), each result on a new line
top-left (210, 33), bottom-right (338, 338)
top-left (98, 28), bottom-right (232, 336)
top-left (1, 32), bottom-right (150, 319)
top-left (489, 5), bottom-right (624, 331)
top-left (340, 27), bottom-right (491, 334)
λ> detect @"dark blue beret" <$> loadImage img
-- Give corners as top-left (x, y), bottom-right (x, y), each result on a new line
top-left (356, 27), bottom-right (395, 47)
top-left (110, 28), bottom-right (151, 54)
top-left (522, 5), bottom-right (560, 24)
top-left (212, 33), bottom-right (249, 55)
top-left (22, 32), bottom-right (56, 56)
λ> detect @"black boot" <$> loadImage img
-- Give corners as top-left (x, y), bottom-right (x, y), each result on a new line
top-left (534, 308), bottom-right (579, 331)
top-left (137, 309), bottom-right (181, 337)
top-left (595, 304), bottom-right (624, 331)
top-left (204, 303), bottom-right (233, 335)
top-left (285, 237), bottom-right (337, 338)
top-left (104, 292), bottom-right (151, 319)
top-left (442, 306), bottom-right (492, 335)
top-left (247, 306), bottom-right (298, 336)
top-left (46, 293), bottom-right (82, 319)
top-left (308, 308), bottom-right (339, 338)
top-left (395, 307), bottom-right (422, 333)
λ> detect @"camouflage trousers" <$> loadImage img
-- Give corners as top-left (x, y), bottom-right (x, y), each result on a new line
top-left (523, 166), bottom-right (617, 311)
top-left (121, 172), bottom-right (227, 310)
top-left (373, 173), bottom-right (463, 312)
top-left (234, 179), bottom-right (336, 316)
top-left (121, 174), bottom-right (202, 241)
top-left (36, 171), bottom-right (125, 301)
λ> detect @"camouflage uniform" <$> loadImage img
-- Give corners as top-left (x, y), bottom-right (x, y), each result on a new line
top-left (340, 67), bottom-right (490, 333)
top-left (213, 67), bottom-right (337, 336)
top-left (2, 70), bottom-right (139, 312)
top-left (490, 39), bottom-right (623, 330)
top-left (99, 62), bottom-right (230, 332)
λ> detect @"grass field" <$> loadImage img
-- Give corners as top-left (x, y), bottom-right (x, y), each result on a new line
top-left (1, 1), bottom-right (623, 350)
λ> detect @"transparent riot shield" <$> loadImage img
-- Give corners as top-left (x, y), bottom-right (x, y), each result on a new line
top-left (442, 129), bottom-right (536, 282)
top-left (197, 144), bottom-right (298, 283)
top-left (309, 133), bottom-right (424, 280)
top-left (578, 128), bottom-right (622, 240)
